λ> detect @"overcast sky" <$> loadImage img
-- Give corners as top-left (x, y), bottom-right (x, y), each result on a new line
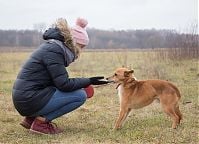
top-left (0, 0), bottom-right (198, 32)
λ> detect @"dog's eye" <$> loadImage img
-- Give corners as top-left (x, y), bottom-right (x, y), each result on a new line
top-left (114, 73), bottom-right (117, 76)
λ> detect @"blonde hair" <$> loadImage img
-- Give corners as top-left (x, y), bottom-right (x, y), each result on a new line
top-left (53, 18), bottom-right (81, 58)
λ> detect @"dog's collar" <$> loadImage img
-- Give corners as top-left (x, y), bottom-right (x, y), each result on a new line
top-left (116, 83), bottom-right (121, 89)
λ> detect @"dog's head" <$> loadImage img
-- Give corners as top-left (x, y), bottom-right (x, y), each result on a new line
top-left (106, 67), bottom-right (134, 83)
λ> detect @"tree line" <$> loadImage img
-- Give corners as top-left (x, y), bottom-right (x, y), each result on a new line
top-left (0, 28), bottom-right (198, 50)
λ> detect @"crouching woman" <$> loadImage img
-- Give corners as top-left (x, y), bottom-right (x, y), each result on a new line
top-left (12, 18), bottom-right (108, 135)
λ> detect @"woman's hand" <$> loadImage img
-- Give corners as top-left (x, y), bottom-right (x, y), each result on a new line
top-left (89, 76), bottom-right (110, 85)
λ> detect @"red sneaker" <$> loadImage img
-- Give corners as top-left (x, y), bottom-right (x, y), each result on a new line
top-left (30, 119), bottom-right (63, 135)
top-left (20, 117), bottom-right (35, 129)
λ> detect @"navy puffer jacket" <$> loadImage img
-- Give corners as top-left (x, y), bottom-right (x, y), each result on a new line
top-left (12, 28), bottom-right (91, 116)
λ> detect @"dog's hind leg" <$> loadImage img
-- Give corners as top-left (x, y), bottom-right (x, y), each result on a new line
top-left (175, 105), bottom-right (182, 124)
top-left (162, 104), bottom-right (180, 129)
top-left (114, 107), bottom-right (129, 130)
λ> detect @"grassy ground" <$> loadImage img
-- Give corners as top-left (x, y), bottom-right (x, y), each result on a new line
top-left (0, 50), bottom-right (198, 144)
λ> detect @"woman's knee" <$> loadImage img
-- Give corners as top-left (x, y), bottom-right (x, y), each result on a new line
top-left (77, 89), bottom-right (87, 103)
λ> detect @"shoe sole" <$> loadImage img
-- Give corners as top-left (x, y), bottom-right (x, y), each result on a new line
top-left (29, 129), bottom-right (62, 135)
top-left (29, 129), bottom-right (48, 135)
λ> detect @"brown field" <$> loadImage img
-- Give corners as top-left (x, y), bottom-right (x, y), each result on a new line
top-left (0, 48), bottom-right (198, 144)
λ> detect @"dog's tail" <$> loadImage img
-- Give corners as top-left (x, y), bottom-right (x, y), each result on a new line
top-left (170, 83), bottom-right (181, 99)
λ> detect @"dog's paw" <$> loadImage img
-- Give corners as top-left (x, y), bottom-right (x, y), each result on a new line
top-left (114, 126), bottom-right (121, 130)
top-left (114, 128), bottom-right (119, 131)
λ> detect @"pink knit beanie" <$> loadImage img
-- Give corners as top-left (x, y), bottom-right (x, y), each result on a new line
top-left (71, 18), bottom-right (89, 46)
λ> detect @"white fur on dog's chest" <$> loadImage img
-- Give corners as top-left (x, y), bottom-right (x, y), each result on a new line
top-left (117, 77), bottom-right (137, 103)
top-left (117, 85), bottom-right (123, 103)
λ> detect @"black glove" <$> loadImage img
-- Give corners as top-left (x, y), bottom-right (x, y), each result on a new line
top-left (89, 76), bottom-right (109, 85)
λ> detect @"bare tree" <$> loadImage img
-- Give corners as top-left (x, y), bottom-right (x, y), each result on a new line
top-left (33, 22), bottom-right (46, 45)
top-left (33, 23), bottom-right (47, 32)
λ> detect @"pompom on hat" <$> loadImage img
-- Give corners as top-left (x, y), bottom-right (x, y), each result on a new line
top-left (71, 18), bottom-right (89, 46)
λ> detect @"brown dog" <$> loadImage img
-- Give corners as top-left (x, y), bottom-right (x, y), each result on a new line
top-left (107, 67), bottom-right (182, 129)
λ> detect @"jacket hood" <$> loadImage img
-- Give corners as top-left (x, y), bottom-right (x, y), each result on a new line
top-left (47, 39), bottom-right (75, 66)
top-left (43, 18), bottom-right (81, 58)
top-left (43, 28), bottom-right (65, 42)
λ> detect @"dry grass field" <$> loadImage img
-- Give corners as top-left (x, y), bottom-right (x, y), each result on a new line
top-left (0, 49), bottom-right (198, 144)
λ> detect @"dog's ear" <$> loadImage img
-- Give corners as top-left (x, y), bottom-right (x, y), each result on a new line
top-left (129, 70), bottom-right (134, 73)
top-left (124, 70), bottom-right (134, 77)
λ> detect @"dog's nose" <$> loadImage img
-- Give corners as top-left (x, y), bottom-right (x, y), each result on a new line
top-left (105, 77), bottom-right (114, 83)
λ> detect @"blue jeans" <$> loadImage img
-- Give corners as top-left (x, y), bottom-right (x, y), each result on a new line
top-left (31, 89), bottom-right (87, 121)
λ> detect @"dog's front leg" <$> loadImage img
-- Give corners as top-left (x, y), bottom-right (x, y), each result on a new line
top-left (114, 107), bottom-right (129, 130)
top-left (123, 108), bottom-right (131, 121)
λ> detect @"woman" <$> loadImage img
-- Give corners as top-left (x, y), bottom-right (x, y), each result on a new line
top-left (12, 18), bottom-right (109, 135)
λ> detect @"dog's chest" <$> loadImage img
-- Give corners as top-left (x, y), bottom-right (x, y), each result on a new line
top-left (117, 85), bottom-right (123, 102)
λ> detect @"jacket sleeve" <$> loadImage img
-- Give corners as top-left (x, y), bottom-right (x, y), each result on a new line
top-left (43, 49), bottom-right (91, 92)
